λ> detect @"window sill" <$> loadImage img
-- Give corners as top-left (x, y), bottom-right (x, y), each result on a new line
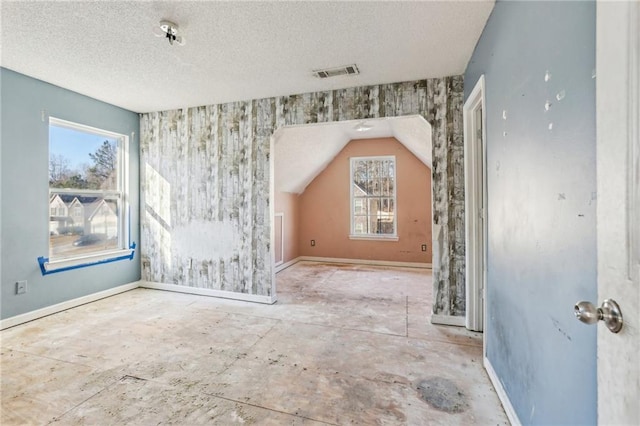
top-left (38, 243), bottom-right (136, 275)
top-left (349, 235), bottom-right (399, 242)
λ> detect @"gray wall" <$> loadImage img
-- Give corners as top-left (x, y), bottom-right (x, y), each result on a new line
top-left (141, 78), bottom-right (466, 316)
top-left (0, 68), bottom-right (140, 320)
top-left (464, 1), bottom-right (596, 424)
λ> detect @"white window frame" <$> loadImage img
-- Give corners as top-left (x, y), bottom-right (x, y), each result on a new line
top-left (44, 117), bottom-right (132, 272)
top-left (349, 155), bottom-right (398, 241)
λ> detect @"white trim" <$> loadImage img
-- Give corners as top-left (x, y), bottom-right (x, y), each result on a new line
top-left (299, 256), bottom-right (431, 269)
top-left (0, 280), bottom-right (278, 330)
top-left (121, 131), bottom-right (131, 251)
top-left (430, 314), bottom-right (466, 327)
top-left (49, 117), bottom-right (125, 140)
top-left (0, 281), bottom-right (140, 330)
top-left (269, 134), bottom-right (278, 302)
top-left (44, 248), bottom-right (133, 272)
top-left (626, 0), bottom-right (640, 282)
top-left (484, 356), bottom-right (521, 426)
top-left (277, 256), bottom-right (431, 272)
top-left (139, 281), bottom-right (277, 305)
top-left (49, 188), bottom-right (122, 197)
top-left (348, 235), bottom-right (399, 241)
top-left (274, 213), bottom-right (284, 267)
top-left (275, 257), bottom-right (301, 273)
top-left (463, 75), bottom-right (487, 333)
top-left (596, 2), bottom-right (639, 423)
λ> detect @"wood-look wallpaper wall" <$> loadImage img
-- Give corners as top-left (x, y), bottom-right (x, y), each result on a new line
top-left (140, 76), bottom-right (466, 316)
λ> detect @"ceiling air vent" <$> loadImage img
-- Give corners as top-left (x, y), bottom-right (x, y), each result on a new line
top-left (313, 64), bottom-right (360, 79)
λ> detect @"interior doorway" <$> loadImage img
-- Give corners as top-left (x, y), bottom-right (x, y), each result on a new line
top-left (270, 116), bottom-right (435, 295)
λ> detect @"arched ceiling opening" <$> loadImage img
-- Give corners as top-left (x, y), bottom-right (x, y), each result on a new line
top-left (274, 115), bottom-right (432, 194)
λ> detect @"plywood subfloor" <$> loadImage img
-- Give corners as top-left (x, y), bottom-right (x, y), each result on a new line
top-left (1, 261), bottom-right (508, 425)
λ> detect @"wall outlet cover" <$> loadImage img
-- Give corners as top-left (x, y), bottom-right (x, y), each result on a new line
top-left (16, 280), bottom-right (27, 295)
top-left (311, 240), bottom-right (316, 246)
top-left (421, 244), bottom-right (427, 252)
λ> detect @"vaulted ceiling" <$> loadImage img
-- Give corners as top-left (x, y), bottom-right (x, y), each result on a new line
top-left (274, 116), bottom-right (432, 193)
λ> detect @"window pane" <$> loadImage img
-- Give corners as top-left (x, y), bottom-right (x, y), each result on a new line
top-left (380, 160), bottom-right (389, 179)
top-left (367, 198), bottom-right (379, 216)
top-left (372, 178), bottom-right (381, 196)
top-left (49, 119), bottom-right (124, 261)
top-left (354, 198), bottom-right (364, 214)
top-left (353, 215), bottom-right (369, 234)
top-left (351, 156), bottom-right (396, 236)
top-left (49, 195), bottom-right (121, 259)
top-left (49, 124), bottom-right (119, 190)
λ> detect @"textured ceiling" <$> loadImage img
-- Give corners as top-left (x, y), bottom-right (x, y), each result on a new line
top-left (2, 1), bottom-right (490, 195)
top-left (0, 1), bottom-right (494, 113)
top-left (274, 116), bottom-right (431, 194)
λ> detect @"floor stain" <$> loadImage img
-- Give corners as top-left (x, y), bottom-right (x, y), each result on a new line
top-left (416, 377), bottom-right (468, 413)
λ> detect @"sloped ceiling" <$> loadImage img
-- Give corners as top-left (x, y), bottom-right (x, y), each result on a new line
top-left (0, 1), bottom-right (494, 113)
top-left (274, 116), bottom-right (431, 194)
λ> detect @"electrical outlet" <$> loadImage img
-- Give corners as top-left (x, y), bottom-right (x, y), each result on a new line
top-left (16, 280), bottom-right (27, 295)
top-left (311, 240), bottom-right (316, 247)
top-left (421, 244), bottom-right (427, 252)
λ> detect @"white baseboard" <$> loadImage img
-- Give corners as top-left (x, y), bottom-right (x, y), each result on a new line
top-left (275, 257), bottom-right (301, 273)
top-left (430, 314), bottom-right (466, 327)
top-left (0, 281), bottom-right (140, 330)
top-left (484, 356), bottom-right (520, 426)
top-left (299, 256), bottom-right (432, 269)
top-left (139, 281), bottom-right (277, 305)
top-left (1, 257), bottom-right (425, 330)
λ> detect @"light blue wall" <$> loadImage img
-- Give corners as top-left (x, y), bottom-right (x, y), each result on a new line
top-left (0, 68), bottom-right (140, 320)
top-left (464, 1), bottom-right (597, 424)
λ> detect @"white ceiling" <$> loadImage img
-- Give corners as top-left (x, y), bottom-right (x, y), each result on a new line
top-left (0, 1), bottom-right (494, 114)
top-left (274, 116), bottom-right (431, 194)
top-left (2, 1), bottom-right (492, 196)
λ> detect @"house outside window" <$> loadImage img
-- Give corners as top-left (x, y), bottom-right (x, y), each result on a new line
top-left (48, 118), bottom-right (128, 261)
top-left (350, 156), bottom-right (397, 239)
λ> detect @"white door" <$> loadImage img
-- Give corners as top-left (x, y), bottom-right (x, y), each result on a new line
top-left (595, 1), bottom-right (639, 423)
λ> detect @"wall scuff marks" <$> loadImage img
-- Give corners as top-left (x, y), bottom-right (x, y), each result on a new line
top-left (140, 77), bottom-right (465, 315)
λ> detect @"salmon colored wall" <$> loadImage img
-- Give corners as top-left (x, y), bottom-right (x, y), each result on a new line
top-left (298, 137), bottom-right (432, 263)
top-left (274, 191), bottom-right (300, 263)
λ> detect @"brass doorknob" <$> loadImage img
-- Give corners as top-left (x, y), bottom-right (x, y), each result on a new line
top-left (574, 299), bottom-right (623, 333)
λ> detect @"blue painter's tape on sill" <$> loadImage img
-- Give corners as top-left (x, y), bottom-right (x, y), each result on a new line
top-left (37, 242), bottom-right (136, 275)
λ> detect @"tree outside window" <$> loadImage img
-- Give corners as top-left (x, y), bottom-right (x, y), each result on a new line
top-left (350, 156), bottom-right (396, 237)
top-left (48, 118), bottom-right (125, 260)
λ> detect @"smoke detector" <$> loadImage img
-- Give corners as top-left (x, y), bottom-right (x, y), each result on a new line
top-left (313, 64), bottom-right (359, 79)
top-left (153, 20), bottom-right (185, 46)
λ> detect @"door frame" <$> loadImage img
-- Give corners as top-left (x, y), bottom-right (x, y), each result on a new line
top-left (463, 75), bottom-right (487, 333)
top-left (274, 212), bottom-right (284, 267)
top-left (596, 0), bottom-right (639, 423)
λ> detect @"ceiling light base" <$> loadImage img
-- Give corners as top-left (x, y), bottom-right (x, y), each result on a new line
top-left (154, 20), bottom-right (185, 46)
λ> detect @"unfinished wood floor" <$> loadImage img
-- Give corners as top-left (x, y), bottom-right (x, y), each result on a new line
top-left (1, 261), bottom-right (508, 425)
